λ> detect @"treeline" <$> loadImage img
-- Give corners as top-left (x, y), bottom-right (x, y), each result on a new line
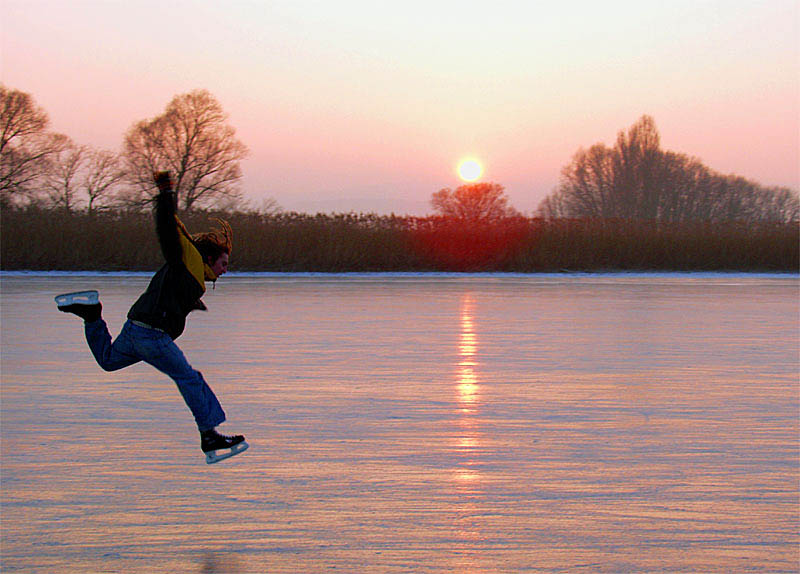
top-left (538, 116), bottom-right (799, 223)
top-left (2, 206), bottom-right (797, 272)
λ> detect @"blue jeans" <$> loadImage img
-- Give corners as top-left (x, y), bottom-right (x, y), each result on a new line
top-left (84, 319), bottom-right (226, 432)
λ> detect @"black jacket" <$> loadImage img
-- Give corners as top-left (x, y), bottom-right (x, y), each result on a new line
top-left (127, 192), bottom-right (207, 339)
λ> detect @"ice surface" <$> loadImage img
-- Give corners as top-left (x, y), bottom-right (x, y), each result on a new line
top-left (1, 273), bottom-right (798, 572)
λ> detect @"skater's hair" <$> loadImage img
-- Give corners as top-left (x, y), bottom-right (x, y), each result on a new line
top-left (193, 218), bottom-right (233, 262)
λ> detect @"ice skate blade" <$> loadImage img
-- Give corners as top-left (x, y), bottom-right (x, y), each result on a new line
top-left (55, 290), bottom-right (99, 307)
top-left (205, 440), bottom-right (249, 464)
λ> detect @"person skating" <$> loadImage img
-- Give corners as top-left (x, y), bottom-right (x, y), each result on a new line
top-left (56, 171), bottom-right (248, 464)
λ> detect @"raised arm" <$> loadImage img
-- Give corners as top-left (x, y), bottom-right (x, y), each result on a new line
top-left (153, 171), bottom-right (182, 265)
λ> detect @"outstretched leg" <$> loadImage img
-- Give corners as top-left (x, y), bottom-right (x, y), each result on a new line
top-left (131, 323), bottom-right (227, 432)
top-left (84, 319), bottom-right (142, 372)
top-left (57, 291), bottom-right (140, 371)
top-left (130, 326), bottom-right (247, 462)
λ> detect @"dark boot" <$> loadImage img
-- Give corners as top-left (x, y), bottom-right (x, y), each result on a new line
top-left (201, 429), bottom-right (248, 464)
top-left (58, 302), bottom-right (102, 323)
top-left (55, 291), bottom-right (102, 322)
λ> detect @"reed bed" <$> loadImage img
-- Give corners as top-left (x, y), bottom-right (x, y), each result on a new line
top-left (2, 207), bottom-right (797, 272)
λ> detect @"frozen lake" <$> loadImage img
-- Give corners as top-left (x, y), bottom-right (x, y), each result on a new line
top-left (1, 273), bottom-right (798, 573)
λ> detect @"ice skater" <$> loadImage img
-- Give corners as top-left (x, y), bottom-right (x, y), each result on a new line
top-left (55, 172), bottom-right (248, 464)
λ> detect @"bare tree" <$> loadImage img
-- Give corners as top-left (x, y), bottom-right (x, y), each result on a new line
top-left (550, 143), bottom-right (616, 218)
top-left (83, 149), bottom-right (126, 214)
top-left (761, 186), bottom-right (800, 222)
top-left (0, 85), bottom-right (66, 205)
top-left (431, 182), bottom-right (519, 221)
top-left (41, 137), bottom-right (86, 212)
top-left (122, 89), bottom-right (249, 211)
top-left (535, 191), bottom-right (565, 220)
top-left (612, 115), bottom-right (665, 218)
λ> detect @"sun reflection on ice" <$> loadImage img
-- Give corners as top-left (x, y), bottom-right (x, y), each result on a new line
top-left (457, 296), bottom-right (479, 414)
top-left (453, 294), bottom-right (483, 485)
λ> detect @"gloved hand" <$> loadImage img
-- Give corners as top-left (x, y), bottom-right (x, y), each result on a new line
top-left (153, 171), bottom-right (173, 194)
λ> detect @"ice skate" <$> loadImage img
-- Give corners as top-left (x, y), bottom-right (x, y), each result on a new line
top-left (201, 429), bottom-right (248, 464)
top-left (55, 290), bottom-right (102, 322)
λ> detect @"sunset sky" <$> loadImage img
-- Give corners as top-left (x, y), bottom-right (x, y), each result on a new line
top-left (2, 0), bottom-right (797, 214)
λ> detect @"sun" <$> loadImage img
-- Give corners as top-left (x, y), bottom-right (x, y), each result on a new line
top-left (457, 158), bottom-right (483, 182)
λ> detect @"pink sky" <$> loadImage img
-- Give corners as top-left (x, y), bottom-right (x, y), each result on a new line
top-left (2, 0), bottom-right (797, 214)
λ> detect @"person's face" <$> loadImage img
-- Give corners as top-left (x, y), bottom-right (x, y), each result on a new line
top-left (209, 252), bottom-right (229, 277)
